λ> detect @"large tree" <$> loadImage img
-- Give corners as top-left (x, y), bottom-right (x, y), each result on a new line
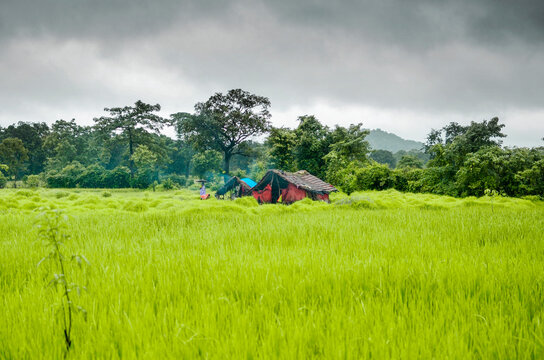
top-left (94, 100), bottom-right (169, 175)
top-left (0, 138), bottom-right (29, 187)
top-left (173, 89), bottom-right (271, 174)
top-left (293, 115), bottom-right (332, 178)
top-left (266, 127), bottom-right (297, 172)
top-left (0, 121), bottom-right (49, 174)
top-left (43, 119), bottom-right (98, 170)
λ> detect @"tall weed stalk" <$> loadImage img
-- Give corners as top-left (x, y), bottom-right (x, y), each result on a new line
top-left (36, 209), bottom-right (89, 352)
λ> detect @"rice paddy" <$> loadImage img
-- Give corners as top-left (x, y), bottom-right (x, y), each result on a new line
top-left (1, 188), bottom-right (543, 358)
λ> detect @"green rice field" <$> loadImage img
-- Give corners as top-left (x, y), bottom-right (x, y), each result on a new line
top-left (1, 188), bottom-right (543, 358)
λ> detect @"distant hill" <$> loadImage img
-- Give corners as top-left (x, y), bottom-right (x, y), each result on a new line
top-left (366, 129), bottom-right (424, 153)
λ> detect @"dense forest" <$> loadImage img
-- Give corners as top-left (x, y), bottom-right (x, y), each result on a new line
top-left (0, 89), bottom-right (542, 197)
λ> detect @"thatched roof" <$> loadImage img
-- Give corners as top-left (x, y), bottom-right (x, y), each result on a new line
top-left (253, 170), bottom-right (337, 194)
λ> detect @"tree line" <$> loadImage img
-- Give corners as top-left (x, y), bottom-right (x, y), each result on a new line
top-left (0, 89), bottom-right (542, 197)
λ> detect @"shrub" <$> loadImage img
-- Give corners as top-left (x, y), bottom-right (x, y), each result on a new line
top-left (45, 162), bottom-right (86, 188)
top-left (164, 174), bottom-right (187, 187)
top-left (45, 170), bottom-right (62, 188)
top-left (412, 167), bottom-right (458, 196)
top-left (161, 178), bottom-right (177, 190)
top-left (25, 174), bottom-right (42, 188)
top-left (78, 164), bottom-right (106, 188)
top-left (455, 147), bottom-right (504, 197)
top-left (397, 155), bottom-right (423, 169)
top-left (102, 166), bottom-right (131, 188)
top-left (392, 168), bottom-right (424, 192)
top-left (130, 171), bottom-right (154, 189)
top-left (353, 163), bottom-right (395, 191)
top-left (0, 172), bottom-right (6, 188)
top-left (515, 159), bottom-right (544, 196)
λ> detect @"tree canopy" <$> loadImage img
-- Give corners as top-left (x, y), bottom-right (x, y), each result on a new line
top-left (94, 100), bottom-right (169, 174)
top-left (0, 137), bottom-right (29, 186)
top-left (173, 89), bottom-right (271, 174)
top-left (0, 97), bottom-right (542, 198)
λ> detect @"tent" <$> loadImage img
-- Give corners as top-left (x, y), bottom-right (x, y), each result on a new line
top-left (251, 170), bottom-right (337, 204)
top-left (215, 176), bottom-right (255, 199)
top-left (240, 177), bottom-right (257, 188)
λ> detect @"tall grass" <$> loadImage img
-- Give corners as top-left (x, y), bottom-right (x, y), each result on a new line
top-left (1, 189), bottom-right (543, 358)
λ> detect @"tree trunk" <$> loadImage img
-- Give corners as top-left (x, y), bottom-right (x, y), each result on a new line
top-left (223, 152), bottom-right (232, 175)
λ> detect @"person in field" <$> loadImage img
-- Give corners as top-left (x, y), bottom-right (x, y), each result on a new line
top-left (200, 183), bottom-right (210, 200)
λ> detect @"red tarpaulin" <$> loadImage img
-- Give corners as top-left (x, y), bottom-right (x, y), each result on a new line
top-left (316, 193), bottom-right (329, 202)
top-left (281, 183), bottom-right (307, 204)
top-left (253, 184), bottom-right (272, 203)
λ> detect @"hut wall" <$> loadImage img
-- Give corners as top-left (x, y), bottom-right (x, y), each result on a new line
top-left (252, 184), bottom-right (272, 203)
top-left (281, 183), bottom-right (307, 204)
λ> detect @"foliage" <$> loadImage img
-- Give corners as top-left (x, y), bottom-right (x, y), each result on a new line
top-left (370, 149), bottom-right (396, 168)
top-left (0, 172), bottom-right (6, 188)
top-left (328, 162), bottom-right (394, 194)
top-left (0, 163), bottom-right (8, 188)
top-left (0, 121), bottom-right (49, 174)
top-left (425, 117), bottom-right (505, 164)
top-left (0, 107), bottom-right (542, 199)
top-left (412, 117), bottom-right (543, 197)
top-left (353, 163), bottom-right (395, 191)
top-left (165, 139), bottom-right (195, 177)
top-left (78, 164), bottom-right (104, 188)
top-left (328, 123), bottom-right (370, 163)
top-left (393, 149), bottom-right (429, 167)
top-left (45, 163), bottom-right (133, 189)
top-left (160, 178), bottom-right (177, 190)
top-left (268, 117), bottom-right (370, 182)
top-left (94, 100), bottom-right (169, 174)
top-left (516, 158), bottom-right (544, 196)
top-left (163, 173), bottom-right (187, 187)
top-left (102, 166), bottom-right (131, 188)
top-left (391, 168), bottom-right (424, 192)
top-left (45, 162), bottom-right (86, 188)
top-left (0, 137), bottom-right (29, 186)
top-left (396, 154), bottom-right (423, 169)
top-left (43, 119), bottom-right (99, 170)
top-left (248, 160), bottom-right (268, 181)
top-left (25, 174), bottom-right (42, 188)
top-left (266, 127), bottom-right (297, 171)
top-left (174, 89), bottom-right (271, 174)
top-left (130, 145), bottom-right (160, 188)
top-left (455, 146), bottom-right (504, 196)
top-left (293, 115), bottom-right (332, 178)
top-left (191, 150), bottom-right (223, 179)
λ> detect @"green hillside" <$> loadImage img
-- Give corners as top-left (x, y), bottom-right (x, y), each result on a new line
top-left (367, 129), bottom-right (424, 152)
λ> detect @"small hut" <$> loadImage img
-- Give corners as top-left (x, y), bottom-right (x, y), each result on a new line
top-left (251, 170), bottom-right (337, 204)
top-left (215, 176), bottom-right (255, 199)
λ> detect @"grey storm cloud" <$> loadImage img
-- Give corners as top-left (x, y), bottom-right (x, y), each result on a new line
top-left (0, 0), bottom-right (543, 145)
top-left (3, 0), bottom-right (544, 44)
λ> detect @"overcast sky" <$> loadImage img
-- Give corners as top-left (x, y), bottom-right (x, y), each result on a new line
top-left (1, 0), bottom-right (543, 146)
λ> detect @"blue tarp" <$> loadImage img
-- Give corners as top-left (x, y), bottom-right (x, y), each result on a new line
top-left (240, 178), bottom-right (257, 188)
